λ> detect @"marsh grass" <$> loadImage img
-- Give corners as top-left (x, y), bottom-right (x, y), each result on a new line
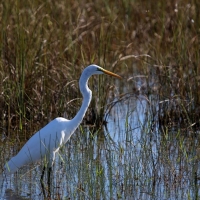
top-left (1, 0), bottom-right (200, 199)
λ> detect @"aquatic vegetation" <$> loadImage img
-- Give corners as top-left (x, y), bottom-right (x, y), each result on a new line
top-left (1, 0), bottom-right (200, 199)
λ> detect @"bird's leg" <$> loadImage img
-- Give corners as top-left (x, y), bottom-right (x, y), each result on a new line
top-left (41, 165), bottom-right (46, 181)
top-left (40, 165), bottom-right (46, 198)
top-left (47, 167), bottom-right (52, 197)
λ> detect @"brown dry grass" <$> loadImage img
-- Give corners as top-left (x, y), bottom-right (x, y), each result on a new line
top-left (0, 0), bottom-right (200, 136)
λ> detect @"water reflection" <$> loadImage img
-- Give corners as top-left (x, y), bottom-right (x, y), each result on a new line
top-left (4, 189), bottom-right (28, 200)
top-left (1, 92), bottom-right (200, 199)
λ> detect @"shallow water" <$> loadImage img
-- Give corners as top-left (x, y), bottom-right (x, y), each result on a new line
top-left (1, 84), bottom-right (200, 200)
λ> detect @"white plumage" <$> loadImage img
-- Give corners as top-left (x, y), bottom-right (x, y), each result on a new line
top-left (4, 64), bottom-right (121, 175)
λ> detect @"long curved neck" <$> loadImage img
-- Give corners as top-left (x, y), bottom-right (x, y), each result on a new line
top-left (71, 73), bottom-right (92, 129)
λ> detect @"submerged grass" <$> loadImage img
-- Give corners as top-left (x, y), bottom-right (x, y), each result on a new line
top-left (1, 0), bottom-right (200, 199)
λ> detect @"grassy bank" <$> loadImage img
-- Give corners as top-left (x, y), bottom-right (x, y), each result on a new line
top-left (1, 0), bottom-right (200, 133)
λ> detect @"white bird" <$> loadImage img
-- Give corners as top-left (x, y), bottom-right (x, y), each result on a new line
top-left (4, 65), bottom-right (121, 178)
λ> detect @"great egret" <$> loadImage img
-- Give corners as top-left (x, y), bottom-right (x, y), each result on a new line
top-left (4, 64), bottom-right (121, 183)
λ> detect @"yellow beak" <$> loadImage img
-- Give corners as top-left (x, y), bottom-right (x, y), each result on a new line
top-left (100, 68), bottom-right (122, 79)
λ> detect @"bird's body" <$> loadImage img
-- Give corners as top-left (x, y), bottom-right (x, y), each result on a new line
top-left (4, 65), bottom-right (121, 175)
top-left (5, 118), bottom-right (71, 174)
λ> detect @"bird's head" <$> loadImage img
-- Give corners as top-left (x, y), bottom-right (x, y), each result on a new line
top-left (84, 64), bottom-right (122, 79)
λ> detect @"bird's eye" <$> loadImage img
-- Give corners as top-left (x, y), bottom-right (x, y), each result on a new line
top-left (97, 68), bottom-right (102, 72)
